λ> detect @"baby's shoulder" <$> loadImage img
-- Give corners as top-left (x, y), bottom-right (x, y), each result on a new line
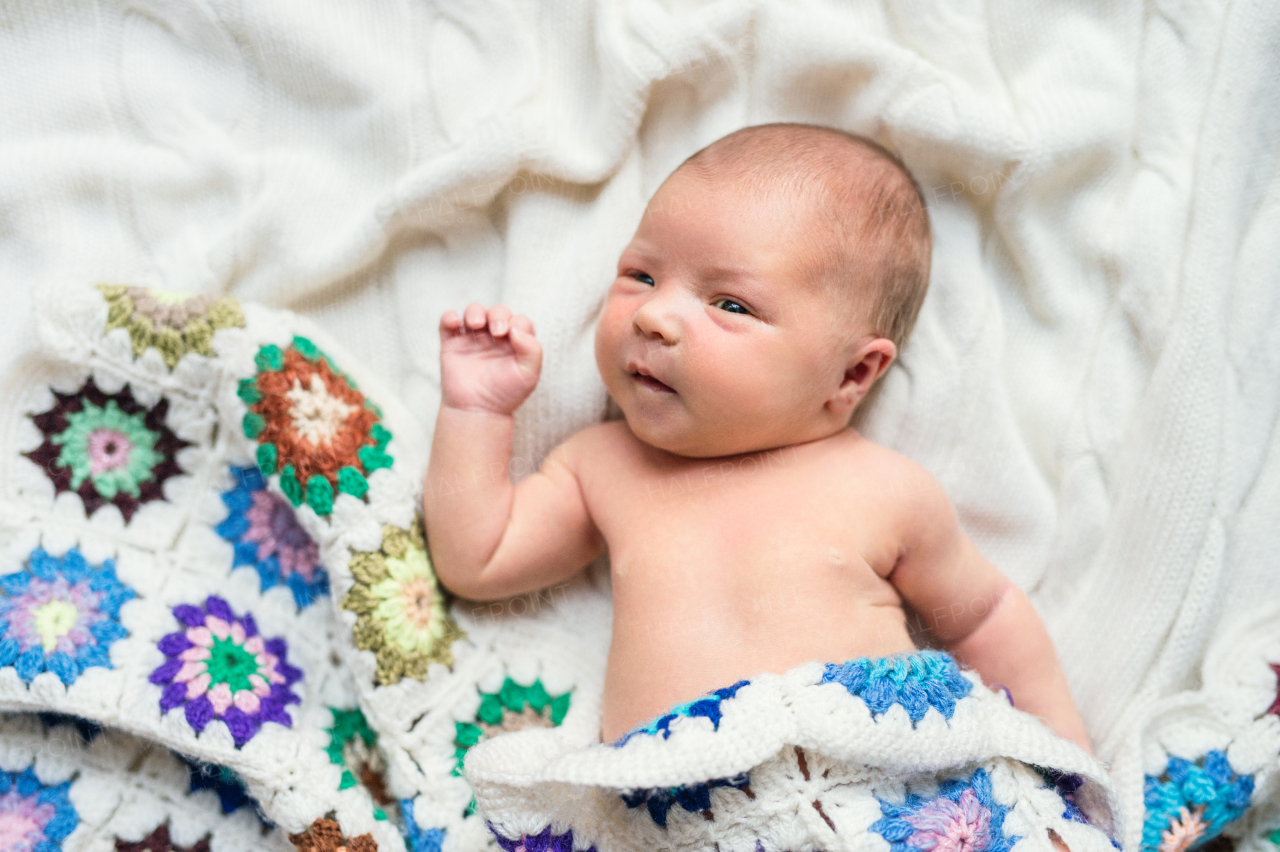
top-left (832, 432), bottom-right (950, 513)
top-left (549, 420), bottom-right (637, 471)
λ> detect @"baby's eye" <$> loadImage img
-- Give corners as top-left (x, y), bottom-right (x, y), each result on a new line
top-left (632, 272), bottom-right (655, 286)
top-left (713, 298), bottom-right (750, 315)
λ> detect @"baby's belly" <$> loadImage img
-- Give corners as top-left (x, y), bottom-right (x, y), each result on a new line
top-left (599, 592), bottom-right (917, 743)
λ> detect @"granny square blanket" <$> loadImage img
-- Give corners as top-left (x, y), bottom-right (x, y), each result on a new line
top-left (0, 283), bottom-right (1275, 852)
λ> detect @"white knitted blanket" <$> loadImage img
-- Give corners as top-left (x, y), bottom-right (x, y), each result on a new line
top-left (0, 2), bottom-right (1278, 851)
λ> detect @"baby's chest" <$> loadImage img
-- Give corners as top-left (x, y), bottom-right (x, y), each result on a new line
top-left (583, 454), bottom-right (902, 592)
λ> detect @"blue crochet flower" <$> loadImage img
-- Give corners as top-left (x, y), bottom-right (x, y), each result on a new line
top-left (401, 798), bottom-right (446, 852)
top-left (621, 772), bottom-right (752, 828)
top-left (611, 680), bottom-right (750, 747)
top-left (0, 547), bottom-right (135, 685)
top-left (215, 466), bottom-right (328, 610)
top-left (0, 766), bottom-right (78, 852)
top-left (821, 650), bottom-right (972, 724)
top-left (1142, 750), bottom-right (1253, 852)
top-left (870, 767), bottom-right (1016, 852)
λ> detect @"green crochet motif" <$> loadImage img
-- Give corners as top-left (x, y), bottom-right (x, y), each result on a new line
top-left (341, 521), bottom-right (464, 686)
top-left (453, 677), bottom-right (571, 815)
top-left (53, 399), bottom-right (163, 499)
top-left (323, 706), bottom-right (390, 821)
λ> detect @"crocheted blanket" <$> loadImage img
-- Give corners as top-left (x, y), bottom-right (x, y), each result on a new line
top-left (468, 650), bottom-right (1121, 852)
top-left (0, 284), bottom-right (1276, 852)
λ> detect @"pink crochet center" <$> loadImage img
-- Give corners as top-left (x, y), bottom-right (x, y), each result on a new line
top-left (0, 790), bottom-right (54, 851)
top-left (86, 428), bottom-right (132, 474)
top-left (243, 489), bottom-right (320, 582)
top-left (904, 788), bottom-right (993, 852)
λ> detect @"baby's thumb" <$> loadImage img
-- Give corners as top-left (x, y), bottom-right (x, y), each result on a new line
top-left (508, 326), bottom-right (542, 367)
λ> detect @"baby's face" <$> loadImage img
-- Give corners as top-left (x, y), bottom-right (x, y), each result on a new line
top-left (595, 169), bottom-right (868, 458)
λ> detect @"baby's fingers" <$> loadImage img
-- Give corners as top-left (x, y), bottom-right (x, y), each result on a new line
top-left (462, 302), bottom-right (489, 330)
top-left (488, 305), bottom-right (513, 336)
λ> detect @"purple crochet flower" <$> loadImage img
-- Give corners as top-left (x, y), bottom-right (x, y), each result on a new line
top-left (150, 596), bottom-right (302, 747)
top-left (488, 824), bottom-right (595, 852)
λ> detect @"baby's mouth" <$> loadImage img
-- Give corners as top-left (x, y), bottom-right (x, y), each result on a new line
top-left (630, 369), bottom-right (675, 394)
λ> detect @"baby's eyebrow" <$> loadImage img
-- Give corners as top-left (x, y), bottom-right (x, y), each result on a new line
top-left (700, 265), bottom-right (757, 284)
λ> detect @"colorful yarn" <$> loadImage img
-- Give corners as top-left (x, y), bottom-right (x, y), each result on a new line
top-left (341, 521), bottom-right (464, 686)
top-left (1036, 767), bottom-right (1090, 825)
top-left (871, 767), bottom-right (1016, 852)
top-left (179, 756), bottom-right (268, 822)
top-left (114, 823), bottom-right (210, 852)
top-left (150, 596), bottom-right (302, 748)
top-left (1267, 663), bottom-right (1280, 717)
top-left (401, 799), bottom-right (446, 852)
top-left (1142, 751), bottom-right (1254, 852)
top-left (289, 816), bottom-right (376, 852)
top-left (0, 766), bottom-right (78, 852)
top-left (611, 679), bottom-right (749, 747)
top-left (621, 773), bottom-right (752, 828)
top-left (0, 547), bottom-right (135, 685)
top-left (26, 379), bottom-right (188, 521)
top-left (452, 677), bottom-right (571, 816)
top-left (240, 337), bottom-right (392, 517)
top-left (821, 650), bottom-right (973, 724)
top-left (216, 465), bottom-right (327, 610)
top-left (98, 284), bottom-right (243, 368)
top-left (324, 707), bottom-right (392, 820)
top-left (488, 824), bottom-right (596, 852)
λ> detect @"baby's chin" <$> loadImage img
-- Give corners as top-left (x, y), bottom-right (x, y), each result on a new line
top-left (623, 410), bottom-right (797, 459)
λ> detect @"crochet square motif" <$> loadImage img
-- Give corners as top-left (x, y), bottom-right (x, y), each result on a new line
top-left (25, 379), bottom-right (188, 522)
top-left (0, 766), bottom-right (78, 852)
top-left (150, 596), bottom-right (302, 748)
top-left (870, 767), bottom-right (1017, 852)
top-left (216, 465), bottom-right (327, 610)
top-left (0, 547), bottom-right (136, 685)
top-left (341, 521), bottom-right (464, 686)
top-left (239, 336), bottom-right (393, 517)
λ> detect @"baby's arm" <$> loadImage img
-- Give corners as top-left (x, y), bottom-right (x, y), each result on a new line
top-left (424, 303), bottom-right (604, 601)
top-left (888, 467), bottom-right (1093, 754)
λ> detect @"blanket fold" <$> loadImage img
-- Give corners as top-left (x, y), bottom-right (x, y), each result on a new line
top-left (467, 651), bottom-right (1121, 852)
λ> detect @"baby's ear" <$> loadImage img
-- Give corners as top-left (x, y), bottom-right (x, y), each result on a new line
top-left (828, 337), bottom-right (896, 417)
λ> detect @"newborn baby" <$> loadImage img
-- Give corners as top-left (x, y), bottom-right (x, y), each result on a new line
top-left (424, 123), bottom-right (1091, 757)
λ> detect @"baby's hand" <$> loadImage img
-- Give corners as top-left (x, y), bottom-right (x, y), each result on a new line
top-left (439, 303), bottom-right (542, 415)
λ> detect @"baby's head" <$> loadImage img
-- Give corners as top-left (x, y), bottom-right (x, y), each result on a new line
top-left (595, 123), bottom-right (931, 458)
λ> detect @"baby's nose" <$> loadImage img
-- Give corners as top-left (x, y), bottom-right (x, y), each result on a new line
top-left (632, 292), bottom-right (680, 345)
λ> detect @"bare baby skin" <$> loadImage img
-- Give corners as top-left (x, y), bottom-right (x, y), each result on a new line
top-left (423, 160), bottom-right (1092, 754)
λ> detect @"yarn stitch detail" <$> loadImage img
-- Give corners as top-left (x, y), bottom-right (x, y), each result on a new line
top-left (0, 547), bottom-right (136, 685)
top-left (1142, 751), bottom-right (1254, 852)
top-left (0, 766), bottom-right (78, 852)
top-left (25, 380), bottom-right (189, 522)
top-left (488, 823), bottom-right (597, 852)
top-left (114, 824), bottom-right (210, 852)
top-left (98, 284), bottom-right (244, 368)
top-left (324, 707), bottom-right (392, 820)
top-left (821, 650), bottom-right (973, 724)
top-left (1267, 663), bottom-right (1279, 717)
top-left (453, 677), bottom-right (572, 816)
top-left (216, 465), bottom-right (327, 610)
top-left (402, 799), bottom-right (446, 852)
top-left (870, 767), bottom-right (1017, 852)
top-left (150, 596), bottom-right (303, 748)
top-left (241, 337), bottom-right (392, 517)
top-left (341, 521), bottom-right (464, 686)
top-left (178, 756), bottom-right (270, 823)
top-left (620, 773), bottom-right (752, 828)
top-left (610, 679), bottom-right (749, 747)
top-left (289, 816), bottom-right (376, 852)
